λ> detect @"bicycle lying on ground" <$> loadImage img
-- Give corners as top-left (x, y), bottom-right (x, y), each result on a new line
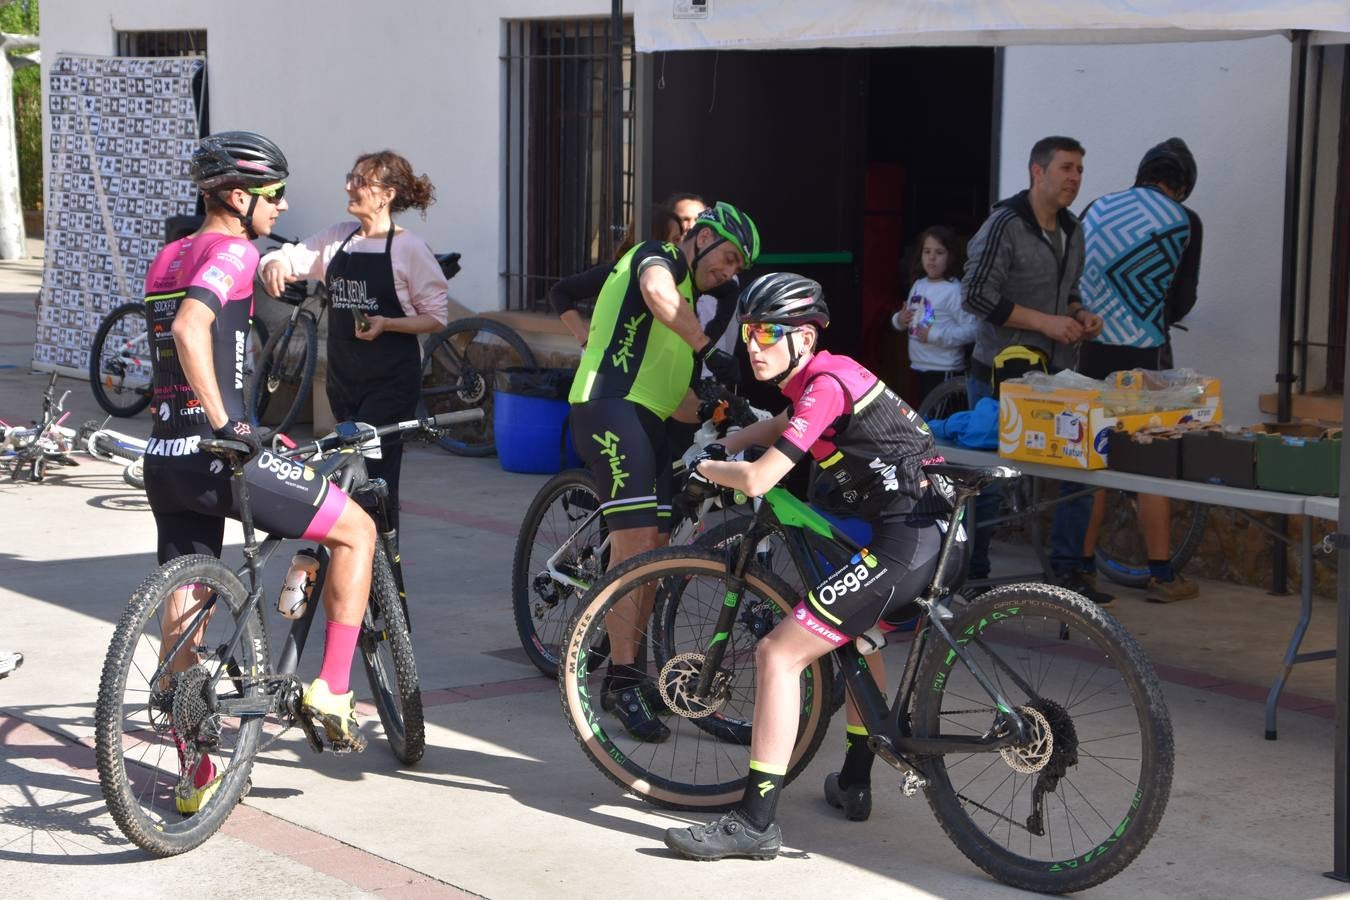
top-left (2, 372), bottom-right (80, 481)
top-left (559, 461), bottom-right (1173, 893)
top-left (94, 408), bottom-right (481, 856)
top-left (916, 373), bottom-right (1209, 588)
top-left (79, 418), bottom-right (148, 489)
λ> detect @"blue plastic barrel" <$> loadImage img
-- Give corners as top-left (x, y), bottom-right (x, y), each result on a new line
top-left (493, 368), bottom-right (582, 474)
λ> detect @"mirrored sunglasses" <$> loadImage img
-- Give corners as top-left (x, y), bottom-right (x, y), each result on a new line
top-left (740, 323), bottom-right (795, 347)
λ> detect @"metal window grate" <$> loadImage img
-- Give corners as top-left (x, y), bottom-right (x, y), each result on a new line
top-left (503, 17), bottom-right (635, 313)
top-left (116, 30), bottom-right (209, 137)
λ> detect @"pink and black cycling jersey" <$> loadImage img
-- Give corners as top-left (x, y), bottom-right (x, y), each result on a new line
top-left (773, 350), bottom-right (944, 518)
top-left (143, 233), bottom-right (258, 444)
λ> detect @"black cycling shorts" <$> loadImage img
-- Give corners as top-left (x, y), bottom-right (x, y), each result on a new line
top-left (793, 514), bottom-right (945, 646)
top-left (145, 446), bottom-right (348, 565)
top-left (569, 397), bottom-right (673, 532)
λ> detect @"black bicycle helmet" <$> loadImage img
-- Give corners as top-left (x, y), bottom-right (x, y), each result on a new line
top-left (192, 131), bottom-right (289, 191)
top-left (1135, 137), bottom-right (1197, 202)
top-left (737, 272), bottom-right (830, 329)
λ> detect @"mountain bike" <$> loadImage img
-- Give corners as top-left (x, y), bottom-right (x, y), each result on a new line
top-left (94, 408), bottom-right (480, 857)
top-left (559, 462), bottom-right (1173, 893)
top-left (511, 386), bottom-right (771, 677)
top-left (917, 373), bottom-right (1209, 588)
top-left (89, 303), bottom-right (268, 419)
top-left (79, 417), bottom-right (148, 489)
top-left (1, 372), bottom-right (80, 481)
top-left (417, 311), bottom-right (537, 457)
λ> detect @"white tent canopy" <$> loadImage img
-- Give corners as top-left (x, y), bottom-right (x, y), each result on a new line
top-left (635, 1), bottom-right (1350, 52)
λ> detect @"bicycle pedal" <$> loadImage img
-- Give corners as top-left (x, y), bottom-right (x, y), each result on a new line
top-left (296, 709), bottom-right (325, 753)
top-left (900, 771), bottom-right (928, 797)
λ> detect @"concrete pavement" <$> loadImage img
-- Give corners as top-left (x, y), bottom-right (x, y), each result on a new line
top-left (1, 242), bottom-right (1348, 898)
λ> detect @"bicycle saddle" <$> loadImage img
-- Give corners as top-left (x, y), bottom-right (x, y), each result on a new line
top-left (922, 463), bottom-right (1019, 495)
top-left (436, 252), bottom-right (461, 281)
top-left (199, 438), bottom-right (253, 467)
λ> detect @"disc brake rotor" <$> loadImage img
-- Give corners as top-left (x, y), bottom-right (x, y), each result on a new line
top-left (658, 652), bottom-right (732, 719)
top-left (455, 369), bottom-right (488, 405)
top-left (1000, 705), bottom-right (1054, 774)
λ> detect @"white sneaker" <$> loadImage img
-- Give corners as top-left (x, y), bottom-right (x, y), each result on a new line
top-left (0, 651), bottom-right (23, 679)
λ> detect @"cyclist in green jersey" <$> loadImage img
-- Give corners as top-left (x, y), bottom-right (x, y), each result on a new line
top-left (569, 201), bottom-right (760, 741)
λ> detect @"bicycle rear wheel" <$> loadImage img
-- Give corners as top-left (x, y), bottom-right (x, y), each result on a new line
top-left (418, 317), bottom-right (536, 456)
top-left (250, 314), bottom-right (318, 437)
top-left (917, 375), bottom-right (969, 423)
top-left (89, 303), bottom-right (153, 417)
top-left (560, 547), bottom-right (833, 811)
top-left (512, 468), bottom-right (606, 678)
top-left (1094, 492), bottom-right (1209, 588)
top-left (360, 544), bottom-right (425, 764)
top-left (914, 583), bottom-right (1173, 893)
top-left (95, 555), bottom-right (268, 856)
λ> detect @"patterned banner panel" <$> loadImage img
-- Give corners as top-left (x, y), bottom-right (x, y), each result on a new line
top-left (35, 54), bottom-right (203, 373)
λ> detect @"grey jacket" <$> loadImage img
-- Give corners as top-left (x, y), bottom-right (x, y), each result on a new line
top-left (961, 190), bottom-right (1084, 372)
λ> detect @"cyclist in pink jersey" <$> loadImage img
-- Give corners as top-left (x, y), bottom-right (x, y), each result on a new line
top-left (143, 132), bottom-right (378, 812)
top-left (665, 273), bottom-right (958, 860)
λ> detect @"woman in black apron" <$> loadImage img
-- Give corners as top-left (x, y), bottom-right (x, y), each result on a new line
top-left (261, 151), bottom-right (449, 530)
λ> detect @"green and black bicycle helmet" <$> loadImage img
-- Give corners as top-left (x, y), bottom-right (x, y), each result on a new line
top-left (192, 131), bottom-right (289, 238)
top-left (1135, 137), bottom-right (1197, 202)
top-left (737, 272), bottom-right (829, 384)
top-left (737, 272), bottom-right (830, 329)
top-left (690, 201), bottom-right (761, 268)
top-left (192, 131), bottom-right (289, 191)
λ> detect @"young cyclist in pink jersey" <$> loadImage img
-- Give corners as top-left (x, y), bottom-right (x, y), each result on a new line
top-left (665, 273), bottom-right (957, 860)
top-left (143, 132), bottom-right (378, 812)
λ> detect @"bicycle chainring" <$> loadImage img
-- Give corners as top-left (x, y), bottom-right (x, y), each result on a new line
top-left (658, 652), bottom-right (731, 719)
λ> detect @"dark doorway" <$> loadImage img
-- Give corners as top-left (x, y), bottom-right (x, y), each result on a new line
top-left (650, 46), bottom-right (994, 410)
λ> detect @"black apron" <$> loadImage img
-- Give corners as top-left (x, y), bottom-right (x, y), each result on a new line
top-left (324, 225), bottom-right (422, 528)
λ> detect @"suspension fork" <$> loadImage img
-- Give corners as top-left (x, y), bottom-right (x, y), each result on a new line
top-left (693, 502), bottom-right (767, 698)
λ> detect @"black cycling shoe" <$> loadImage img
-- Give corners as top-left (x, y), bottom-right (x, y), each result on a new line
top-left (600, 677), bottom-right (664, 716)
top-left (665, 810), bottom-right (782, 861)
top-left (824, 772), bottom-right (872, 821)
top-left (602, 684), bottom-right (671, 742)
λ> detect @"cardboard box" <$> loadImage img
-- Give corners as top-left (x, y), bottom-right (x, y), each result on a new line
top-left (1109, 428), bottom-right (1183, 479)
top-left (1253, 424), bottom-right (1342, 496)
top-left (1181, 428), bottom-right (1257, 488)
top-left (998, 377), bottom-right (1222, 470)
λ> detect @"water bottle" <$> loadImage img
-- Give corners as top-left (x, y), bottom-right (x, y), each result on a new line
top-left (855, 625), bottom-right (887, 655)
top-left (277, 550), bottom-right (320, 620)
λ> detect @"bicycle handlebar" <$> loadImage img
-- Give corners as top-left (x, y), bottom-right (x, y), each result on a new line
top-left (277, 409), bottom-right (484, 460)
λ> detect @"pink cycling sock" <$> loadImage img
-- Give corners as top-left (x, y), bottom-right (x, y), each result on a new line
top-left (318, 621), bottom-right (361, 695)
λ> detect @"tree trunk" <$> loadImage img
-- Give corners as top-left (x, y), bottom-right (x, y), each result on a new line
top-left (0, 32), bottom-right (38, 260)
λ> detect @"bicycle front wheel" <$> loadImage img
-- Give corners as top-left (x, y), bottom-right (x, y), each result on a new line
top-left (560, 546), bottom-right (833, 811)
top-left (511, 468), bottom-right (606, 677)
top-left (914, 583), bottom-right (1173, 893)
top-left (89, 303), bottom-right (154, 417)
top-left (250, 314), bottom-right (318, 437)
top-left (360, 544), bottom-right (424, 764)
top-left (95, 555), bottom-right (269, 856)
top-left (916, 374), bottom-right (969, 423)
top-left (1094, 492), bottom-right (1209, 588)
top-left (418, 316), bottom-right (537, 456)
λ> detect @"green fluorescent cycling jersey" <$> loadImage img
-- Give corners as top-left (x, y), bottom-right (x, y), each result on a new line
top-left (568, 240), bottom-right (695, 420)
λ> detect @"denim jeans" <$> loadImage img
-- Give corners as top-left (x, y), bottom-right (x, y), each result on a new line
top-left (966, 376), bottom-right (997, 579)
top-left (1048, 481), bottom-right (1095, 576)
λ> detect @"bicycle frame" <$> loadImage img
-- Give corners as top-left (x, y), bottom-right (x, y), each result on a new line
top-left (691, 480), bottom-right (1033, 761)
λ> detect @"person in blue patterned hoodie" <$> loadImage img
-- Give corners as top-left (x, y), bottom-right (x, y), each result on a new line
top-left (1074, 138), bottom-right (1204, 603)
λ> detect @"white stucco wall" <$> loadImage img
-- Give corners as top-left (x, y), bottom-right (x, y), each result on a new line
top-left (1001, 36), bottom-right (1292, 425)
top-left (44, 0), bottom-right (626, 316)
